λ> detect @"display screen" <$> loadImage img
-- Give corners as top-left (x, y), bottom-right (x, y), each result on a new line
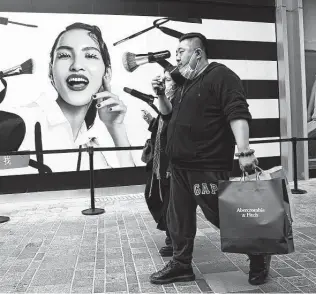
top-left (0, 12), bottom-right (278, 175)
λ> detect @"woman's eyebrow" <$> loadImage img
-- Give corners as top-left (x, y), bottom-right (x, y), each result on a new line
top-left (55, 46), bottom-right (100, 53)
top-left (82, 46), bottom-right (101, 53)
top-left (56, 45), bottom-right (72, 51)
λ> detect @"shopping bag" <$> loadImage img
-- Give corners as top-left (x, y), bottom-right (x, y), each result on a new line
top-left (231, 166), bottom-right (294, 224)
top-left (260, 166), bottom-right (294, 225)
top-left (141, 139), bottom-right (153, 163)
top-left (218, 173), bottom-right (295, 255)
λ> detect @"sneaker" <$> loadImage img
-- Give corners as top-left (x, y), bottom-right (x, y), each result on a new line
top-left (247, 254), bottom-right (272, 285)
top-left (159, 245), bottom-right (173, 257)
top-left (150, 260), bottom-right (195, 284)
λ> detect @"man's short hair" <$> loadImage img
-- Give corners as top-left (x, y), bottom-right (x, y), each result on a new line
top-left (179, 32), bottom-right (208, 56)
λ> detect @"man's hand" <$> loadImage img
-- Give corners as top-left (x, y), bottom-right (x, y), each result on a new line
top-left (239, 154), bottom-right (258, 174)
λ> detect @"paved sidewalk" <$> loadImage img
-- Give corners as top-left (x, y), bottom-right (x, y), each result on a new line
top-left (0, 180), bottom-right (316, 293)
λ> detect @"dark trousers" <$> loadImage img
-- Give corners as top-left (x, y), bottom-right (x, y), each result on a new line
top-left (145, 171), bottom-right (171, 233)
top-left (167, 165), bottom-right (229, 266)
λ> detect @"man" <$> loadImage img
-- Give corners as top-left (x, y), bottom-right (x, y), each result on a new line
top-left (150, 32), bottom-right (271, 286)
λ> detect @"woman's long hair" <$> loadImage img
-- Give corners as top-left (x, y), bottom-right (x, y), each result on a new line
top-left (49, 22), bottom-right (111, 130)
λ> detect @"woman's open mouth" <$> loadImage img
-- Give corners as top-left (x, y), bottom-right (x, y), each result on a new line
top-left (66, 74), bottom-right (89, 91)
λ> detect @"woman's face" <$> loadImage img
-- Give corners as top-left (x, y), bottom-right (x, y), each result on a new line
top-left (52, 29), bottom-right (106, 107)
top-left (164, 71), bottom-right (175, 90)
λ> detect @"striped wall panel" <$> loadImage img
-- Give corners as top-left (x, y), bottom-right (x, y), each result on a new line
top-left (157, 1), bottom-right (279, 178)
top-left (207, 40), bottom-right (277, 60)
top-left (0, 0), bottom-right (279, 192)
top-left (242, 80), bottom-right (279, 99)
top-left (0, 0), bottom-right (276, 23)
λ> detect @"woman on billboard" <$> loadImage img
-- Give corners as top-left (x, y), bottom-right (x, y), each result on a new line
top-left (3, 22), bottom-right (135, 173)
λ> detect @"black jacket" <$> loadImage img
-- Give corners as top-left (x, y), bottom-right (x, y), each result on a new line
top-left (144, 114), bottom-right (170, 231)
top-left (164, 62), bottom-right (252, 171)
top-left (145, 114), bottom-right (170, 177)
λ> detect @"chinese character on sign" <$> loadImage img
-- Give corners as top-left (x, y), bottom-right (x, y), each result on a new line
top-left (3, 156), bottom-right (11, 166)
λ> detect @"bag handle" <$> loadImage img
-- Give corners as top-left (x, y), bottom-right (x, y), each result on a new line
top-left (240, 165), bottom-right (262, 181)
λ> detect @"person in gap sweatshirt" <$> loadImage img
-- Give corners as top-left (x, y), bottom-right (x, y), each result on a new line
top-left (149, 32), bottom-right (271, 286)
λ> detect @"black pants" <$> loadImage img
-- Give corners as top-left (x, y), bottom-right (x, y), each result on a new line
top-left (145, 172), bottom-right (171, 233)
top-left (167, 165), bottom-right (229, 266)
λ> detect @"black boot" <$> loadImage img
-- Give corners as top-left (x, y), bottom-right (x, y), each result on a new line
top-left (165, 235), bottom-right (172, 246)
top-left (248, 254), bottom-right (271, 285)
top-left (159, 245), bottom-right (173, 257)
top-left (150, 260), bottom-right (195, 284)
top-left (159, 233), bottom-right (173, 257)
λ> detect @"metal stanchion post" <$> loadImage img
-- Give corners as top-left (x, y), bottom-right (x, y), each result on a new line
top-left (82, 146), bottom-right (105, 215)
top-left (291, 137), bottom-right (307, 194)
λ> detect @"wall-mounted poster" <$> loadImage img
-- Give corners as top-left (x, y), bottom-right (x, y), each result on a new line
top-left (0, 12), bottom-right (279, 176)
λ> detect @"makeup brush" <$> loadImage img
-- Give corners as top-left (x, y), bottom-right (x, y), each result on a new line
top-left (122, 50), bottom-right (171, 72)
top-left (0, 17), bottom-right (38, 28)
top-left (0, 58), bottom-right (35, 78)
top-left (122, 52), bottom-right (138, 72)
top-left (113, 17), bottom-right (202, 46)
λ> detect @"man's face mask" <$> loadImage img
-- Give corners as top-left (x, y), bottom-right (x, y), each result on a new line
top-left (178, 48), bottom-right (201, 80)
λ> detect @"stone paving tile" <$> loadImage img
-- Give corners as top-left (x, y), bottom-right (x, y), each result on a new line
top-left (139, 281), bottom-right (165, 293)
top-left (105, 281), bottom-right (128, 293)
top-left (233, 289), bottom-right (264, 293)
top-left (283, 259), bottom-right (304, 270)
top-left (196, 259), bottom-right (239, 274)
top-left (75, 261), bottom-right (95, 271)
top-left (271, 259), bottom-right (289, 269)
top-left (106, 265), bottom-right (125, 274)
top-left (296, 268), bottom-right (316, 284)
top-left (204, 271), bottom-right (259, 293)
top-left (126, 274), bottom-right (138, 284)
top-left (258, 279), bottom-right (289, 293)
top-left (286, 276), bottom-right (315, 287)
top-left (137, 273), bottom-right (151, 283)
top-left (1, 181), bottom-right (316, 293)
top-left (296, 259), bottom-right (316, 269)
top-left (39, 255), bottom-right (78, 270)
top-left (128, 283), bottom-right (141, 293)
top-left (73, 269), bottom-right (94, 279)
top-left (274, 277), bottom-right (303, 293)
top-left (93, 279), bottom-right (105, 293)
top-left (196, 278), bottom-right (214, 293)
top-left (29, 268), bottom-right (74, 287)
top-left (106, 272), bottom-right (126, 284)
top-left (71, 285), bottom-right (93, 293)
top-left (274, 267), bottom-right (302, 277)
top-left (175, 284), bottom-right (202, 293)
top-left (288, 252), bottom-right (312, 262)
top-left (298, 284), bottom-right (316, 293)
